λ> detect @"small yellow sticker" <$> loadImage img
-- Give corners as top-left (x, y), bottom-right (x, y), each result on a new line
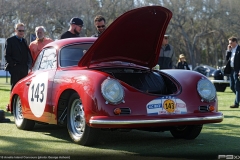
top-left (163, 99), bottom-right (176, 113)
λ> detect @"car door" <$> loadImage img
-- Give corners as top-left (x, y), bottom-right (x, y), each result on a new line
top-left (50, 43), bottom-right (93, 125)
top-left (23, 47), bottom-right (57, 123)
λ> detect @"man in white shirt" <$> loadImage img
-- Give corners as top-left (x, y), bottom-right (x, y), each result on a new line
top-left (226, 36), bottom-right (240, 108)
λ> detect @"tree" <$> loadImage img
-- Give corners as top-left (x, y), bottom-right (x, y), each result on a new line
top-left (1, 0), bottom-right (240, 68)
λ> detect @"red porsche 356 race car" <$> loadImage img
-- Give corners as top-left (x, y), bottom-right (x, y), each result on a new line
top-left (8, 6), bottom-right (223, 146)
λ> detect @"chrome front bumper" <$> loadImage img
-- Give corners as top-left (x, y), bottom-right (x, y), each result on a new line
top-left (89, 113), bottom-right (224, 127)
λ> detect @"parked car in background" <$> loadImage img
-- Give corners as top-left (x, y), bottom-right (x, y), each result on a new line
top-left (193, 65), bottom-right (216, 77)
top-left (7, 6), bottom-right (223, 146)
top-left (210, 67), bottom-right (230, 92)
top-left (193, 65), bottom-right (230, 92)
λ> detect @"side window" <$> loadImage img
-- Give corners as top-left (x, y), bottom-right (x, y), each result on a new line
top-left (39, 48), bottom-right (57, 70)
top-left (32, 50), bottom-right (44, 71)
top-left (60, 43), bottom-right (93, 67)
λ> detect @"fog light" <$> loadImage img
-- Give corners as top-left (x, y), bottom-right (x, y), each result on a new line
top-left (114, 108), bottom-right (121, 115)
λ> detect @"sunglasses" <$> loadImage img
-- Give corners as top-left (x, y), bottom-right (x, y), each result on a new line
top-left (164, 37), bottom-right (168, 40)
top-left (97, 25), bottom-right (105, 28)
top-left (18, 30), bottom-right (25, 32)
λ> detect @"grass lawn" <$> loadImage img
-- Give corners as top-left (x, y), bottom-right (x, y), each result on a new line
top-left (0, 77), bottom-right (239, 160)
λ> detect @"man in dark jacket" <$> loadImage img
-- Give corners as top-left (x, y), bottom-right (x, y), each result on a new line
top-left (4, 23), bottom-right (32, 91)
top-left (158, 35), bottom-right (176, 69)
top-left (226, 36), bottom-right (240, 108)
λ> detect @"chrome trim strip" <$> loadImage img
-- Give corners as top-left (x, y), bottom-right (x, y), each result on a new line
top-left (211, 80), bottom-right (230, 84)
top-left (89, 115), bottom-right (223, 125)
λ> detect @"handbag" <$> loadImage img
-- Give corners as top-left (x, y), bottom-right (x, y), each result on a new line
top-left (223, 60), bottom-right (231, 75)
top-left (4, 63), bottom-right (9, 71)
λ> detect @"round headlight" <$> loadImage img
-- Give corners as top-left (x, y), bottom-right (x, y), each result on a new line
top-left (101, 78), bottom-right (124, 105)
top-left (197, 78), bottom-right (216, 102)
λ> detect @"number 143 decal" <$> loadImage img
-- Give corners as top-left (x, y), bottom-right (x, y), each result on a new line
top-left (28, 72), bottom-right (48, 117)
top-left (30, 83), bottom-right (45, 103)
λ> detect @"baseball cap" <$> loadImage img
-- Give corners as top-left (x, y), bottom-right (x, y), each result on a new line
top-left (164, 34), bottom-right (170, 37)
top-left (70, 17), bottom-right (83, 26)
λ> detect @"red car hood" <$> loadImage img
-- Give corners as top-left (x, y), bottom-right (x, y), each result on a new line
top-left (79, 6), bottom-right (172, 68)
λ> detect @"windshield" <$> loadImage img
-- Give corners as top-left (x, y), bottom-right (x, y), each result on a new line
top-left (60, 43), bottom-right (93, 67)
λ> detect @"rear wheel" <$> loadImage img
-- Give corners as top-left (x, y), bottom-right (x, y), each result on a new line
top-left (67, 93), bottom-right (100, 146)
top-left (170, 125), bottom-right (202, 140)
top-left (13, 95), bottom-right (35, 130)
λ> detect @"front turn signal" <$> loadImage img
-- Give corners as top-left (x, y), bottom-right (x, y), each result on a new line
top-left (114, 108), bottom-right (121, 115)
top-left (208, 105), bottom-right (215, 112)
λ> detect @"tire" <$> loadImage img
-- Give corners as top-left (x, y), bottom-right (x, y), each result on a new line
top-left (13, 95), bottom-right (35, 130)
top-left (214, 83), bottom-right (226, 92)
top-left (170, 125), bottom-right (203, 140)
top-left (67, 93), bottom-right (100, 146)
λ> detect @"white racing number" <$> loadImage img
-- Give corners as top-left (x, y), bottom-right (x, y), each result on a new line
top-left (28, 72), bottom-right (48, 117)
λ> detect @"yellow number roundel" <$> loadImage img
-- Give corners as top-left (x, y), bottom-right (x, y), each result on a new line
top-left (163, 99), bottom-right (176, 113)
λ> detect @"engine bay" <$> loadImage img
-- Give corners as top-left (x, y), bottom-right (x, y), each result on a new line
top-left (101, 68), bottom-right (178, 94)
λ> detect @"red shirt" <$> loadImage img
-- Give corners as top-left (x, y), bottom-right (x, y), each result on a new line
top-left (29, 38), bottom-right (53, 61)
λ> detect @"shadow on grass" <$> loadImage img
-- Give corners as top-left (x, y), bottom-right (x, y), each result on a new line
top-left (93, 127), bottom-right (240, 159)
top-left (0, 121), bottom-right (240, 160)
top-left (0, 88), bottom-right (11, 92)
top-left (33, 123), bottom-right (71, 142)
top-left (0, 82), bottom-right (11, 92)
top-left (4, 111), bottom-right (12, 116)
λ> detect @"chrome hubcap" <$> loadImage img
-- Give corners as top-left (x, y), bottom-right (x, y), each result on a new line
top-left (70, 99), bottom-right (85, 136)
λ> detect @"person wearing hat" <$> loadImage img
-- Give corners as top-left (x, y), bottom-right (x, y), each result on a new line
top-left (176, 54), bottom-right (190, 70)
top-left (60, 17), bottom-right (83, 39)
top-left (158, 34), bottom-right (176, 69)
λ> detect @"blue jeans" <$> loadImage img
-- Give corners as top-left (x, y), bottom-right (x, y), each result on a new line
top-left (229, 69), bottom-right (240, 106)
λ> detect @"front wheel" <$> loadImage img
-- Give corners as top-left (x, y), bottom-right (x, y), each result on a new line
top-left (170, 125), bottom-right (202, 140)
top-left (67, 93), bottom-right (100, 146)
top-left (13, 95), bottom-right (35, 130)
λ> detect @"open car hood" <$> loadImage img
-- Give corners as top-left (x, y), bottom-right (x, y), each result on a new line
top-left (79, 6), bottom-right (172, 68)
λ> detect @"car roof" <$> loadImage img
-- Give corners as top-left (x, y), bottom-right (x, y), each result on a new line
top-left (44, 37), bottom-right (97, 49)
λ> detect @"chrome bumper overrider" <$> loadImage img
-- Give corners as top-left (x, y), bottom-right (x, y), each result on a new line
top-left (89, 115), bottom-right (224, 125)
